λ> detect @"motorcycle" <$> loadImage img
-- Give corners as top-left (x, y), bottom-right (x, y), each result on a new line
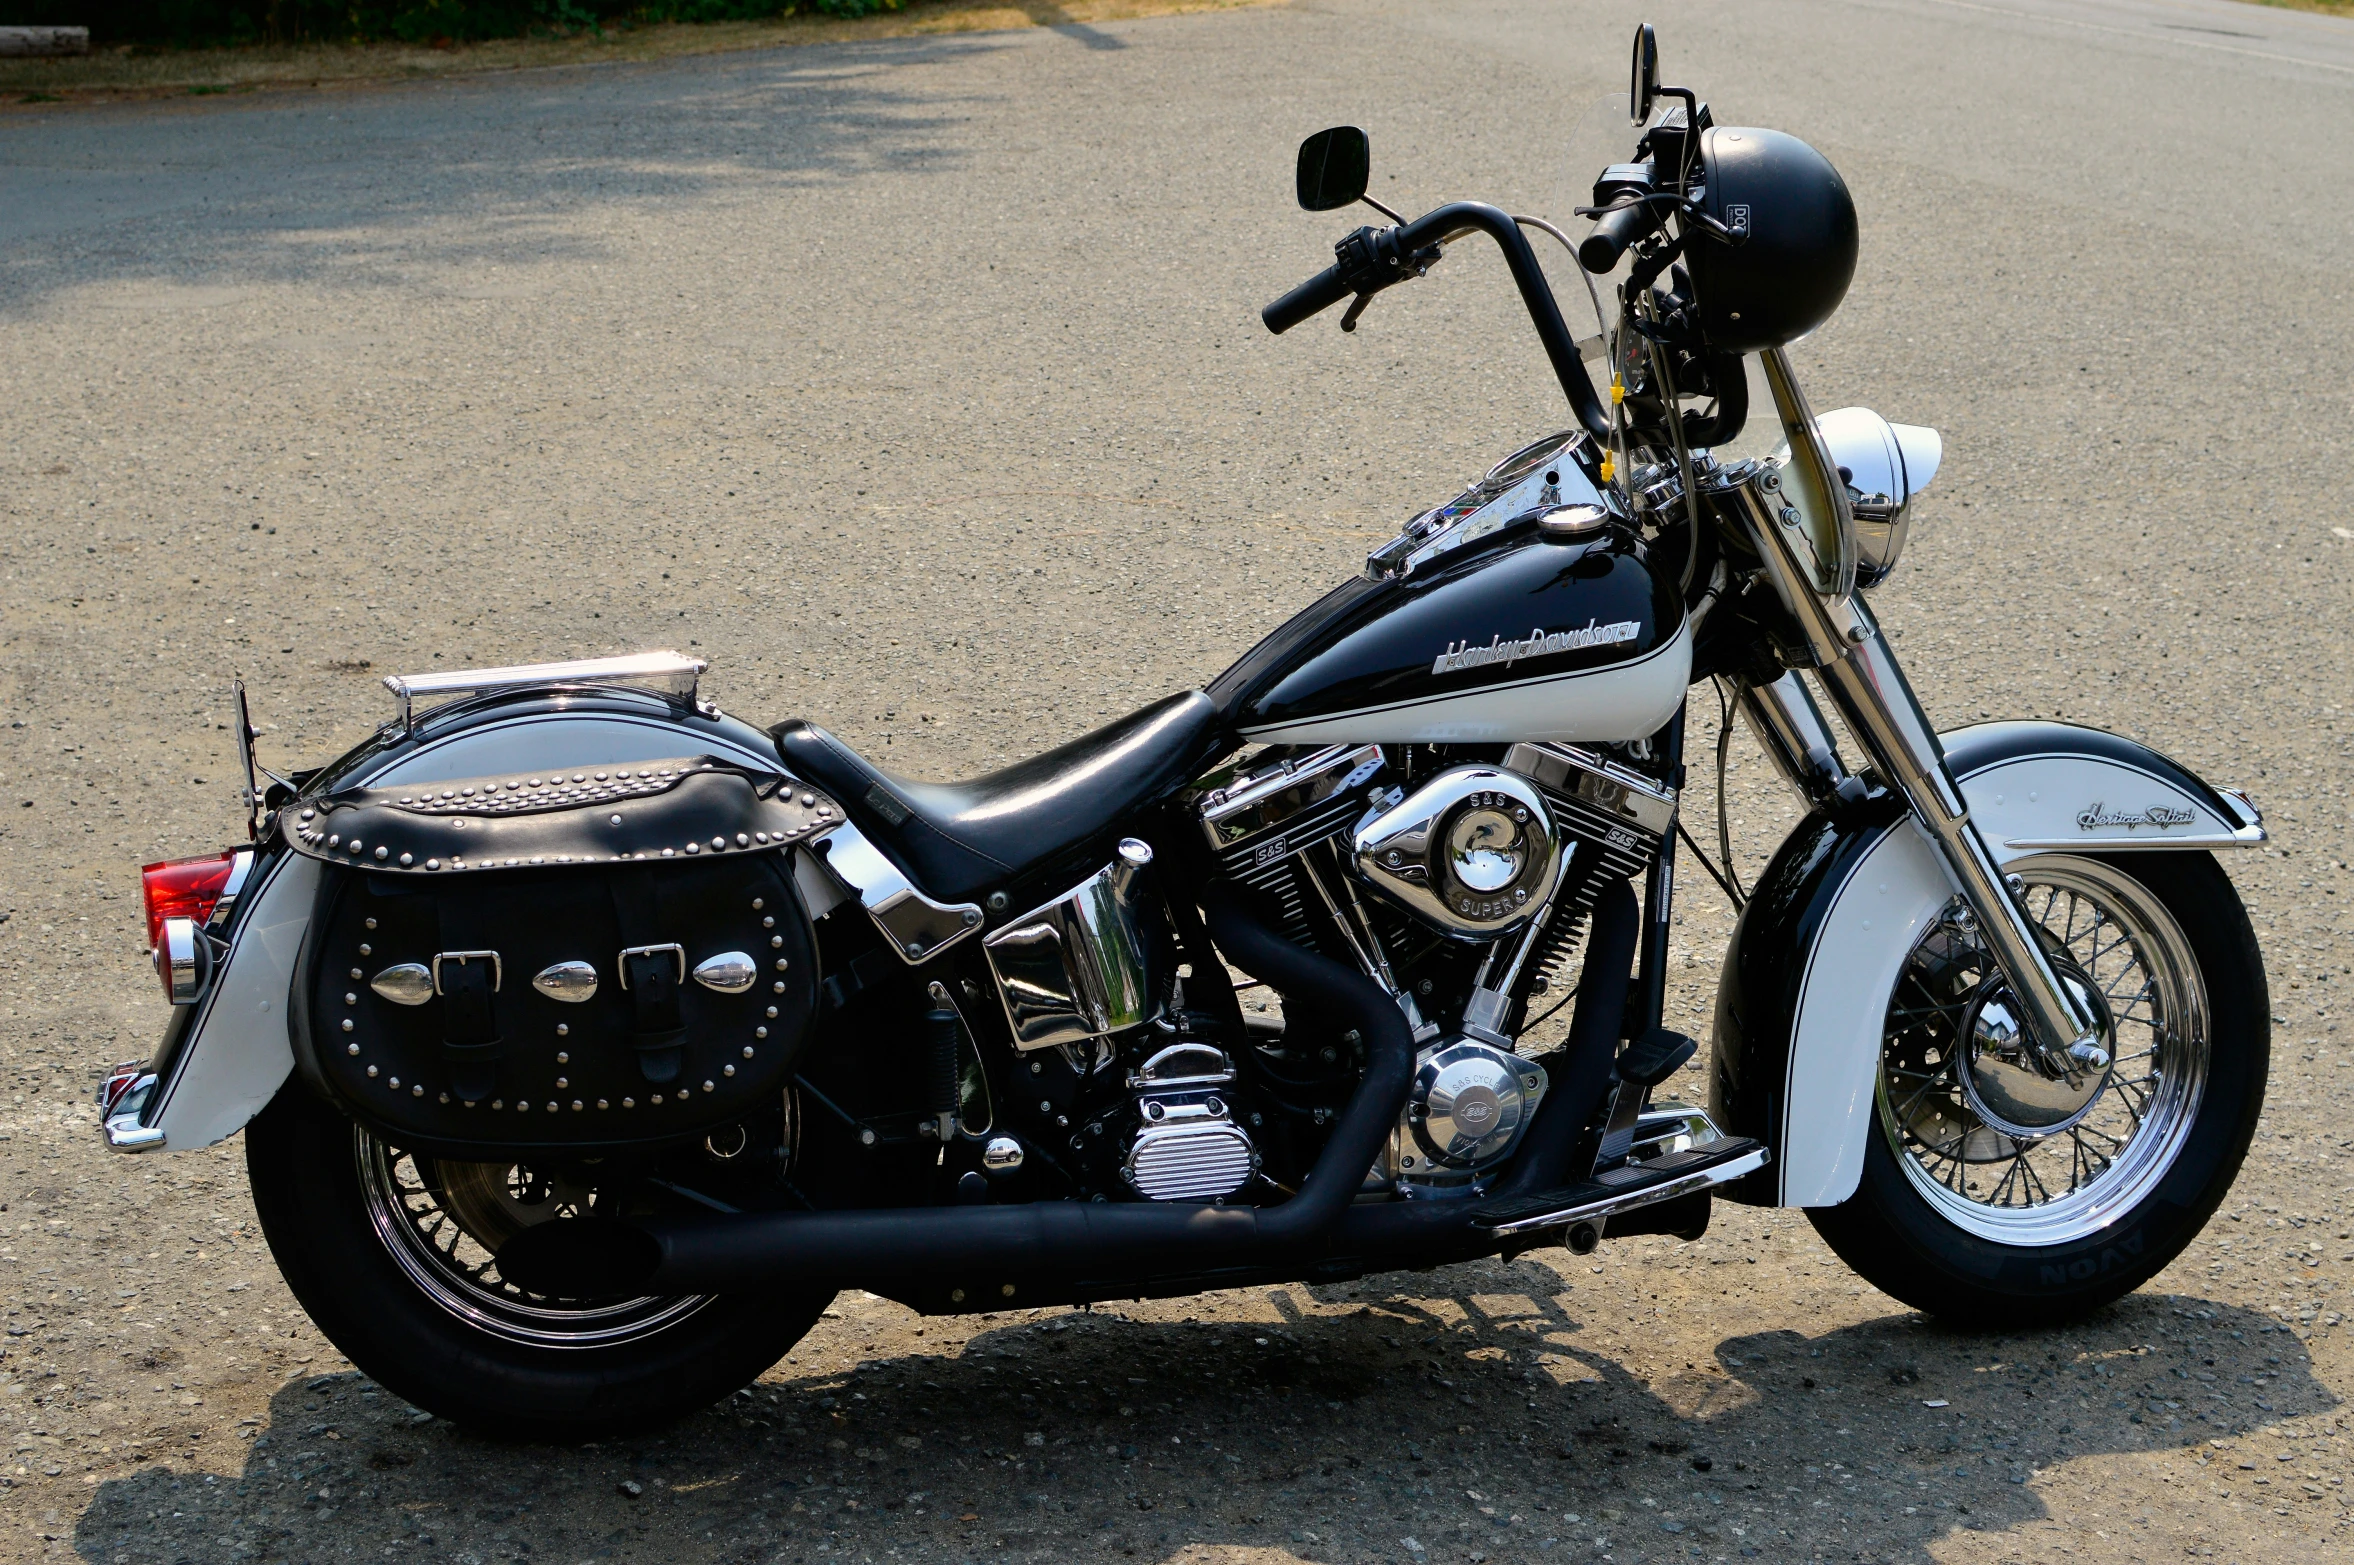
top-left (99, 24), bottom-right (2269, 1437)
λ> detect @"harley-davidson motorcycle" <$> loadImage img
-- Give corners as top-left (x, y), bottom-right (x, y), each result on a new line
top-left (100, 26), bottom-right (2268, 1436)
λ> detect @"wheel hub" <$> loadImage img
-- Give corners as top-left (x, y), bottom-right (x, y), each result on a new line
top-left (1955, 950), bottom-right (2115, 1138)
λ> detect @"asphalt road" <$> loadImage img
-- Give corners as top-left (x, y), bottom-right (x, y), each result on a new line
top-left (2, 0), bottom-right (2352, 1561)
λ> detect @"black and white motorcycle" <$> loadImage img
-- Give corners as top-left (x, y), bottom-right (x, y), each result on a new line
top-left (102, 26), bottom-right (2268, 1436)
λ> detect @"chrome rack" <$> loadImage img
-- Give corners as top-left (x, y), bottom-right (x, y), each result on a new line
top-left (381, 650), bottom-right (708, 734)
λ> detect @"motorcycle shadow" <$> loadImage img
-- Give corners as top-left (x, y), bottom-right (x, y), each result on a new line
top-left (66, 1265), bottom-right (2332, 1564)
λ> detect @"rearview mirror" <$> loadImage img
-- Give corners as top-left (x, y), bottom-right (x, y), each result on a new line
top-left (1630, 23), bottom-right (1659, 125)
top-left (1295, 126), bottom-right (1371, 213)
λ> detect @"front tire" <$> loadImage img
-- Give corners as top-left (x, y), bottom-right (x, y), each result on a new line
top-left (1810, 851), bottom-right (2266, 1326)
top-left (246, 1084), bottom-right (831, 1439)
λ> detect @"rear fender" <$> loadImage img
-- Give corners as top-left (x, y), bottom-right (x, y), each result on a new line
top-left (115, 695), bottom-right (836, 1153)
top-left (1710, 721), bottom-right (2264, 1207)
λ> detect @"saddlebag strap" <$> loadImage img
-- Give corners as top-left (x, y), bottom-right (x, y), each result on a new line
top-left (433, 900), bottom-right (506, 1102)
top-left (608, 871), bottom-right (686, 1085)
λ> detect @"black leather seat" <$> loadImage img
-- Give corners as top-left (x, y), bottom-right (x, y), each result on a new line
top-left (772, 691), bottom-right (1228, 905)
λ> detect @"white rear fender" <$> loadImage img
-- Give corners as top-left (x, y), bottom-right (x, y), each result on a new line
top-left (1710, 721), bottom-right (2263, 1208)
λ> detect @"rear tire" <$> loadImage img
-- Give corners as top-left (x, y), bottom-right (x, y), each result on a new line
top-left (1810, 852), bottom-right (2266, 1326)
top-left (247, 1084), bottom-right (831, 1439)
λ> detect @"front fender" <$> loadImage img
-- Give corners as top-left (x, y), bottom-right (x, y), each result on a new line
top-left (1710, 721), bottom-right (2264, 1208)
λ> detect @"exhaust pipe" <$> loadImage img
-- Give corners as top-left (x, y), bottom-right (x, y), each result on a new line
top-left (498, 880), bottom-right (1417, 1298)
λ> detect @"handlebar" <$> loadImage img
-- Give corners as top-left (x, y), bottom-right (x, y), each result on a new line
top-left (1261, 263), bottom-right (1354, 336)
top-left (1576, 199), bottom-right (1666, 274)
top-left (1260, 201), bottom-right (1611, 441)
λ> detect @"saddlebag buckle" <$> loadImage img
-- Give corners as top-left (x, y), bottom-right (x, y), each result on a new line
top-left (430, 950), bottom-right (503, 994)
top-left (616, 943), bottom-right (686, 989)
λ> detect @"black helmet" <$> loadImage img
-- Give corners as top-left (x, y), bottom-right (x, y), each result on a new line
top-left (1686, 126), bottom-right (1858, 353)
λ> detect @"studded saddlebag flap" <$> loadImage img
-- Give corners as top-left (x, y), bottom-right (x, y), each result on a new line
top-left (286, 758), bottom-right (831, 1156)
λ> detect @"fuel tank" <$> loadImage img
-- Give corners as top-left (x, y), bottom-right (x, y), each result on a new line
top-left (1208, 522), bottom-right (1689, 746)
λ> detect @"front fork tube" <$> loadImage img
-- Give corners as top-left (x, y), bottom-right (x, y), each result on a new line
top-left (1732, 502), bottom-right (2108, 1078)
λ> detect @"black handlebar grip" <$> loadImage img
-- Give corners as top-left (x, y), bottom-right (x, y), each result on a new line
top-left (1577, 200), bottom-right (1665, 274)
top-left (1262, 263), bottom-right (1354, 334)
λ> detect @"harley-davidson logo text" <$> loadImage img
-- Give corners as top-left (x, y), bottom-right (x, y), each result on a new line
top-left (2076, 802), bottom-right (2196, 832)
top-left (1432, 620), bottom-right (1641, 677)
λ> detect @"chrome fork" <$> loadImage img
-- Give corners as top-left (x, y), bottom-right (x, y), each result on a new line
top-left (1726, 484), bottom-right (2109, 1083)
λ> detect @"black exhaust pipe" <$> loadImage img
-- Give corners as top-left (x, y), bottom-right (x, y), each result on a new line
top-left (499, 881), bottom-right (1416, 1297)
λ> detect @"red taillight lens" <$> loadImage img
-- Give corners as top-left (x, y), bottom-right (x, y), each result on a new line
top-left (141, 852), bottom-right (238, 951)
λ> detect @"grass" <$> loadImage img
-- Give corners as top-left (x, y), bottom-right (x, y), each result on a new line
top-left (1, 0), bottom-right (2344, 109)
top-left (0, 0), bottom-right (1282, 105)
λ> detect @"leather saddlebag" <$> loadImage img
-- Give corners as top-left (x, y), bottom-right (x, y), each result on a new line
top-left (285, 756), bottom-right (836, 1155)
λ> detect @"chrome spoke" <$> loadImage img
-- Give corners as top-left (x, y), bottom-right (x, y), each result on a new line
top-left (1876, 863), bottom-right (2208, 1246)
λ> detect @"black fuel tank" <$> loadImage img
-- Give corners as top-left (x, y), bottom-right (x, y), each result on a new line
top-left (1208, 528), bottom-right (1688, 746)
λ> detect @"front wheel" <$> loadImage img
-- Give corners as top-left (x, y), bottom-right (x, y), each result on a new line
top-left (1810, 851), bottom-right (2267, 1326)
top-left (246, 1084), bottom-right (832, 1439)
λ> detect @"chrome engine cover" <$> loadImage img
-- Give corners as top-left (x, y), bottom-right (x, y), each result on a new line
top-left (1120, 1043), bottom-right (1259, 1202)
top-left (1388, 1039), bottom-right (1549, 1197)
top-left (1352, 767), bottom-right (1562, 938)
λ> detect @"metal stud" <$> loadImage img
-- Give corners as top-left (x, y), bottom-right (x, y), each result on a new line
top-left (766, 1006), bottom-right (778, 1018)
top-left (346, 1043), bottom-right (360, 1057)
top-left (399, 853), bottom-right (413, 867)
top-left (341, 1019), bottom-right (355, 1033)
top-left (555, 1051), bottom-right (569, 1065)
top-left (545, 1102), bottom-right (558, 1114)
top-left (555, 1077), bottom-right (568, 1090)
top-left (597, 1099), bottom-right (609, 1110)
top-left (427, 859), bottom-right (441, 871)
top-left (532, 961), bottom-right (599, 1004)
top-left (365, 918), bottom-right (377, 930)
top-left (374, 846), bottom-right (389, 861)
top-left (371, 964), bottom-right (434, 1006)
top-left (693, 952), bottom-right (757, 994)
top-left (742, 1046), bottom-right (755, 1059)
top-left (623, 1097), bottom-right (635, 1109)
top-left (328, 834), bottom-right (340, 848)
top-left (366, 1065), bottom-right (379, 1077)
top-left (774, 958), bottom-right (790, 972)
top-left (651, 1093), bottom-right (664, 1105)
top-left (751, 898), bottom-right (764, 911)
top-left (773, 980), bottom-right (786, 994)
top-left (770, 935), bottom-right (784, 949)
top-left (711, 837), bottom-right (726, 851)
top-left (571, 1101), bottom-right (583, 1112)
top-left (389, 1076), bottom-right (400, 1089)
top-left (345, 992), bottom-right (358, 1006)
top-left (439, 1092), bottom-right (450, 1104)
top-left (555, 1024), bottom-right (569, 1038)
top-left (723, 1064), bottom-right (736, 1078)
top-left (702, 1080), bottom-right (715, 1093)
top-left (492, 1099), bottom-right (504, 1110)
top-left (358, 943), bottom-right (373, 957)
top-left (685, 842), bottom-right (700, 856)
top-left (411, 1085), bottom-right (425, 1097)
top-left (610, 815), bottom-right (623, 827)
top-left (755, 1026), bottom-right (768, 1039)
top-left (350, 967), bottom-right (363, 981)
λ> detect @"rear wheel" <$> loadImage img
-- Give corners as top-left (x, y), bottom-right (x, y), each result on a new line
top-left (247, 1084), bottom-right (830, 1439)
top-left (1810, 852), bottom-right (2266, 1326)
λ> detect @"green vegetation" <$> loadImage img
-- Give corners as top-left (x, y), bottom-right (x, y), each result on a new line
top-left (1, 0), bottom-right (901, 50)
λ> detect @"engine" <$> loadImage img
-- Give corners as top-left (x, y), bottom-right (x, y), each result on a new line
top-left (1188, 739), bottom-right (1676, 1198)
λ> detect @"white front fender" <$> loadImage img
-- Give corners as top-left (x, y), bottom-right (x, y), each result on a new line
top-left (1710, 721), bottom-right (2264, 1208)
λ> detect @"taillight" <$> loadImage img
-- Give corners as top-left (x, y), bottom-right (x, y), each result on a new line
top-left (140, 852), bottom-right (239, 952)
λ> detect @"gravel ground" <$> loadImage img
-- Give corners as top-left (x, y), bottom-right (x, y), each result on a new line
top-left (1, 0), bottom-right (2351, 1561)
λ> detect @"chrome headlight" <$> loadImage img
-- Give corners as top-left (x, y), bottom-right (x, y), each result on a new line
top-left (1789, 407), bottom-right (1943, 588)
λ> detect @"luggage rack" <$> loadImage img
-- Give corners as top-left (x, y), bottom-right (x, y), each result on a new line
top-left (382, 651), bottom-right (708, 733)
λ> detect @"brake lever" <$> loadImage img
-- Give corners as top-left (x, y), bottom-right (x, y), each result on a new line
top-left (1339, 293), bottom-right (1375, 333)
